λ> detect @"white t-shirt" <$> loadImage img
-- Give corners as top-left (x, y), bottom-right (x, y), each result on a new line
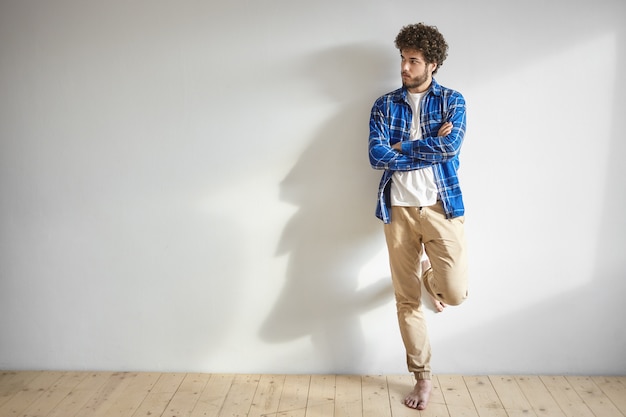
top-left (390, 92), bottom-right (439, 207)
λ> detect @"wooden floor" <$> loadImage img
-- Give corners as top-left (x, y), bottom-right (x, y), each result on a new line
top-left (0, 371), bottom-right (625, 417)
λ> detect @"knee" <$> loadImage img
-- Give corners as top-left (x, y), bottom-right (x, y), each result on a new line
top-left (439, 288), bottom-right (468, 306)
top-left (423, 268), bottom-right (468, 306)
top-left (396, 299), bottom-right (421, 312)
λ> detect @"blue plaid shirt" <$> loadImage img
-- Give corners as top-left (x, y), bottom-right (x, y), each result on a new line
top-left (369, 78), bottom-right (467, 223)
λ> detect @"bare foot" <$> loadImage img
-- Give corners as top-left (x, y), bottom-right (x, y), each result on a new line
top-left (421, 258), bottom-right (446, 313)
top-left (404, 379), bottom-right (432, 410)
top-left (431, 296), bottom-right (446, 313)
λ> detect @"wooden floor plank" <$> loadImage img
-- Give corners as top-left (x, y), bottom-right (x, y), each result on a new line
top-left (489, 376), bottom-right (537, 417)
top-left (361, 375), bottom-right (391, 417)
top-left (0, 370), bottom-right (64, 417)
top-left (540, 376), bottom-right (595, 417)
top-left (421, 375), bottom-right (452, 417)
top-left (217, 374), bottom-right (260, 417)
top-left (384, 374), bottom-right (413, 417)
top-left (0, 371), bottom-right (17, 383)
top-left (387, 375), bottom-right (410, 417)
top-left (47, 372), bottom-right (115, 417)
top-left (104, 372), bottom-right (161, 417)
top-left (463, 375), bottom-right (507, 417)
top-left (0, 371), bottom-right (623, 417)
top-left (592, 376), bottom-right (626, 415)
top-left (275, 374), bottom-right (310, 417)
top-left (73, 372), bottom-right (141, 417)
top-left (334, 375), bottom-right (362, 417)
top-left (516, 376), bottom-right (566, 417)
top-left (305, 374), bottom-right (335, 417)
top-left (566, 376), bottom-right (624, 417)
top-left (163, 372), bottom-right (212, 417)
top-left (438, 375), bottom-right (479, 417)
top-left (248, 374), bottom-right (286, 417)
top-left (131, 372), bottom-right (186, 417)
top-left (0, 371), bottom-right (41, 408)
top-left (189, 374), bottom-right (235, 417)
top-left (20, 371), bottom-right (88, 417)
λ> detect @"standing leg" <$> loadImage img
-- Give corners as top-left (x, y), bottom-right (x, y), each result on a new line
top-left (384, 206), bottom-right (433, 410)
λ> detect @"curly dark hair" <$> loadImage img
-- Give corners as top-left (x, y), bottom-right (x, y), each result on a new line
top-left (395, 23), bottom-right (448, 74)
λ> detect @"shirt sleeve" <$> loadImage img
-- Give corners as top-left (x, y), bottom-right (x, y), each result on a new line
top-left (368, 100), bottom-right (433, 171)
top-left (400, 92), bottom-right (466, 163)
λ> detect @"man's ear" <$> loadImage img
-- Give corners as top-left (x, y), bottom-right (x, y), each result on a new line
top-left (429, 62), bottom-right (438, 74)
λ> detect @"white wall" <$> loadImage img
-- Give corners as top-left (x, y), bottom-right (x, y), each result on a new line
top-left (1, 0), bottom-right (625, 375)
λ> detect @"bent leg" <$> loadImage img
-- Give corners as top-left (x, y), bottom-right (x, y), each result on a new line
top-left (421, 202), bottom-right (468, 306)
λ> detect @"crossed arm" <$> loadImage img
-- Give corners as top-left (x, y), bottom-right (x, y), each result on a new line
top-left (391, 122), bottom-right (452, 151)
top-left (368, 94), bottom-right (466, 171)
top-left (369, 119), bottom-right (460, 171)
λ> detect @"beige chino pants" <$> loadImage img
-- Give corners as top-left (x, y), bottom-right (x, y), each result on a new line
top-left (384, 202), bottom-right (468, 380)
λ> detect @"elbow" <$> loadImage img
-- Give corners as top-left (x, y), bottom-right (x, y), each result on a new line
top-left (369, 157), bottom-right (386, 170)
top-left (441, 136), bottom-right (463, 158)
top-left (369, 147), bottom-right (391, 170)
top-left (429, 143), bottom-right (459, 161)
top-left (444, 146), bottom-right (460, 158)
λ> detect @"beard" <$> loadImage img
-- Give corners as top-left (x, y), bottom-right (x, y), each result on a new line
top-left (402, 67), bottom-right (430, 90)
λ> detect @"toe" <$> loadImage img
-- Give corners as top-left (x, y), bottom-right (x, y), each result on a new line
top-left (404, 397), bottom-right (418, 409)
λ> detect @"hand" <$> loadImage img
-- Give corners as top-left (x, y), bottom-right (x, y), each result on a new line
top-left (392, 142), bottom-right (402, 151)
top-left (438, 122), bottom-right (452, 136)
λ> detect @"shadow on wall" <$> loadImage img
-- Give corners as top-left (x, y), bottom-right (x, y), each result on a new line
top-left (259, 44), bottom-right (396, 373)
top-left (263, 0), bottom-right (626, 375)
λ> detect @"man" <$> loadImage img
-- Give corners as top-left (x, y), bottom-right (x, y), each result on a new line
top-left (368, 23), bottom-right (469, 410)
